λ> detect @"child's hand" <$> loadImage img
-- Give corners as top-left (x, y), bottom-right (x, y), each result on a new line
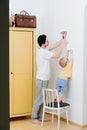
top-left (67, 49), bottom-right (73, 53)
top-left (69, 49), bottom-right (73, 53)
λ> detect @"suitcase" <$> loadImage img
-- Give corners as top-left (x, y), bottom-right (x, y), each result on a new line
top-left (15, 10), bottom-right (36, 28)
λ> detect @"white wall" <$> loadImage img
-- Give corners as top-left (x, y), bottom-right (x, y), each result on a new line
top-left (10, 0), bottom-right (87, 126)
top-left (48, 0), bottom-right (87, 126)
top-left (83, 3), bottom-right (87, 125)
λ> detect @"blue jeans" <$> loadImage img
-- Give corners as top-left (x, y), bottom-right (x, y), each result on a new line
top-left (56, 78), bottom-right (68, 94)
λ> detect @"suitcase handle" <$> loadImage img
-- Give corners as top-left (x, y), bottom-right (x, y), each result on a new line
top-left (20, 10), bottom-right (30, 16)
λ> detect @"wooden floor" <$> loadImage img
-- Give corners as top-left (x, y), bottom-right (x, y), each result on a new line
top-left (10, 115), bottom-right (87, 130)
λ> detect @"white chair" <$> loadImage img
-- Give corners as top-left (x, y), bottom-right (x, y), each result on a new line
top-left (41, 88), bottom-right (71, 130)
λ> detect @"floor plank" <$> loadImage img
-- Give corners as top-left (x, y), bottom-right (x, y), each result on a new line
top-left (10, 115), bottom-right (87, 130)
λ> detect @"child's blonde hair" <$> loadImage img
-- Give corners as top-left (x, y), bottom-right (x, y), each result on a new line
top-left (59, 57), bottom-right (67, 68)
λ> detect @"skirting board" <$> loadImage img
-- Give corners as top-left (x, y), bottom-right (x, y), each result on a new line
top-left (61, 117), bottom-right (87, 128)
top-left (46, 113), bottom-right (87, 128)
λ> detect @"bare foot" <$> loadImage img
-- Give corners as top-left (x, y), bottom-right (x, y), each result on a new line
top-left (32, 119), bottom-right (41, 124)
top-left (39, 118), bottom-right (50, 122)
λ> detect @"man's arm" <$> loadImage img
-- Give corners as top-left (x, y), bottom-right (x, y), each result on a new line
top-left (48, 31), bottom-right (67, 51)
top-left (48, 39), bottom-right (62, 51)
top-left (51, 38), bottom-right (67, 58)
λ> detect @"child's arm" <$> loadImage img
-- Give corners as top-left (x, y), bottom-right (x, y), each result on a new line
top-left (65, 49), bottom-right (73, 64)
top-left (68, 49), bottom-right (73, 65)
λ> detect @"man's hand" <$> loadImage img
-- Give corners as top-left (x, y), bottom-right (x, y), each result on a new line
top-left (61, 31), bottom-right (67, 39)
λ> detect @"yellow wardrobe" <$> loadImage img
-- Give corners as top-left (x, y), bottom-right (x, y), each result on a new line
top-left (9, 27), bottom-right (36, 117)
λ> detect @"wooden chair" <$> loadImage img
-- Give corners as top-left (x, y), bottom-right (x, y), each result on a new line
top-left (41, 88), bottom-right (71, 130)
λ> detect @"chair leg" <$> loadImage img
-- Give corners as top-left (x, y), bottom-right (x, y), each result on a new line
top-left (66, 110), bottom-right (69, 125)
top-left (58, 113), bottom-right (60, 130)
top-left (41, 107), bottom-right (45, 127)
top-left (52, 112), bottom-right (54, 123)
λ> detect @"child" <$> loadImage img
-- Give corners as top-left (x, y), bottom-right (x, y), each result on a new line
top-left (56, 49), bottom-right (73, 103)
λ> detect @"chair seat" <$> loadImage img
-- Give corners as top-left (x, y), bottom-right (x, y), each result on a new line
top-left (48, 102), bottom-right (70, 108)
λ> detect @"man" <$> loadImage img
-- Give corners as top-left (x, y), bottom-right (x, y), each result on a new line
top-left (32, 32), bottom-right (67, 124)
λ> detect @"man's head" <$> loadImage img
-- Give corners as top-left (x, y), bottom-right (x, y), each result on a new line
top-left (37, 34), bottom-right (49, 47)
top-left (59, 57), bottom-right (68, 67)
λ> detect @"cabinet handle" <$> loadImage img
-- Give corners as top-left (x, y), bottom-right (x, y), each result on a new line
top-left (11, 72), bottom-right (13, 74)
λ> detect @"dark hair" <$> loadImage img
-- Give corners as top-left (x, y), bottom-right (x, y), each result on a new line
top-left (37, 34), bottom-right (47, 47)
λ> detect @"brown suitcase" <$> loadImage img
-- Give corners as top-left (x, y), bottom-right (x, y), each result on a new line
top-left (15, 10), bottom-right (36, 28)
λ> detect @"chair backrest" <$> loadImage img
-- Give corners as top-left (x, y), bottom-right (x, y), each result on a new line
top-left (42, 88), bottom-right (60, 109)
